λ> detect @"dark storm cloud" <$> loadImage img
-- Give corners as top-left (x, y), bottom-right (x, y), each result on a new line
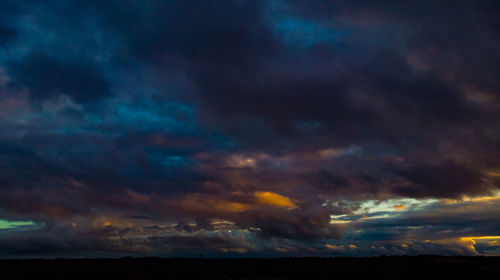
top-left (0, 0), bottom-right (499, 256)
top-left (242, 207), bottom-right (341, 241)
top-left (288, 0), bottom-right (500, 93)
top-left (0, 27), bottom-right (17, 46)
top-left (396, 162), bottom-right (489, 198)
top-left (7, 54), bottom-right (111, 104)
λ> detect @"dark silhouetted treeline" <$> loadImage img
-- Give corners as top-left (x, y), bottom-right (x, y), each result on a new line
top-left (0, 256), bottom-right (498, 279)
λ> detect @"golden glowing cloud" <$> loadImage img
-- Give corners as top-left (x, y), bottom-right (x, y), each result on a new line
top-left (442, 191), bottom-right (500, 204)
top-left (254, 191), bottom-right (297, 209)
top-left (274, 246), bottom-right (297, 253)
top-left (91, 215), bottom-right (135, 228)
top-left (460, 236), bottom-right (500, 240)
top-left (428, 236), bottom-right (500, 254)
top-left (460, 236), bottom-right (500, 250)
top-left (226, 155), bottom-right (257, 168)
top-left (394, 204), bottom-right (406, 211)
top-left (220, 248), bottom-right (248, 253)
top-left (176, 193), bottom-right (252, 213)
top-left (325, 243), bottom-right (343, 250)
top-left (329, 219), bottom-right (351, 224)
top-left (216, 201), bottom-right (250, 212)
top-left (176, 191), bottom-right (298, 215)
top-left (319, 148), bottom-right (344, 158)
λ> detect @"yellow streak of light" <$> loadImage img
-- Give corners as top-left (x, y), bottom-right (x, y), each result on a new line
top-left (460, 236), bottom-right (500, 250)
top-left (221, 248), bottom-right (248, 253)
top-left (329, 220), bottom-right (351, 224)
top-left (460, 236), bottom-right (500, 241)
top-left (442, 191), bottom-right (500, 204)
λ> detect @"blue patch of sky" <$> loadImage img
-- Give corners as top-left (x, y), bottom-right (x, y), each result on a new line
top-left (34, 98), bottom-right (198, 138)
top-left (0, 4), bottom-right (121, 62)
top-left (147, 154), bottom-right (192, 168)
top-left (273, 18), bottom-right (346, 48)
top-left (161, 155), bottom-right (188, 167)
top-left (110, 100), bottom-right (197, 133)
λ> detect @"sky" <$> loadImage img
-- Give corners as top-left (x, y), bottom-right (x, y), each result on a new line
top-left (0, 0), bottom-right (499, 258)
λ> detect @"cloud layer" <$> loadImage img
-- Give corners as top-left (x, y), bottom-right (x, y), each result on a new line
top-left (0, 0), bottom-right (499, 257)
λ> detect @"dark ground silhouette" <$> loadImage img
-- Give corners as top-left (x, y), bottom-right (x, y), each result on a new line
top-left (0, 256), bottom-right (498, 279)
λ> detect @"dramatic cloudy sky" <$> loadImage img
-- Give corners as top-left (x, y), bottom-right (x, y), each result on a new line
top-left (1, 0), bottom-right (500, 257)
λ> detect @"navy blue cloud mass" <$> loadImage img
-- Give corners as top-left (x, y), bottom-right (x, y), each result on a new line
top-left (0, 0), bottom-right (499, 257)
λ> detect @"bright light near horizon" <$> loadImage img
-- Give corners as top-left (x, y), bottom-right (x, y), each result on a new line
top-left (0, 219), bottom-right (35, 229)
top-left (329, 191), bottom-right (500, 225)
top-left (329, 197), bottom-right (439, 224)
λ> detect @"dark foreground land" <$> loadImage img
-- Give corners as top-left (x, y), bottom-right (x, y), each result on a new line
top-left (0, 256), bottom-right (498, 280)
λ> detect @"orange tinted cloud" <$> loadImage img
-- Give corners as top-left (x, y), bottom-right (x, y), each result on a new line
top-left (175, 193), bottom-right (251, 213)
top-left (488, 171), bottom-right (500, 177)
top-left (325, 243), bottom-right (343, 250)
top-left (254, 191), bottom-right (297, 209)
top-left (220, 248), bottom-right (248, 253)
top-left (216, 201), bottom-right (250, 212)
top-left (394, 204), bottom-right (405, 211)
top-left (460, 236), bottom-right (500, 250)
top-left (173, 191), bottom-right (298, 215)
top-left (427, 236), bottom-right (500, 254)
